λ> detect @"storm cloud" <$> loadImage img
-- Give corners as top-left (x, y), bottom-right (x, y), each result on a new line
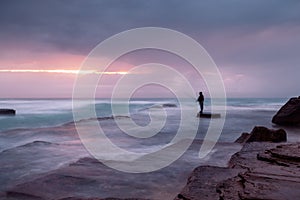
top-left (0, 0), bottom-right (300, 97)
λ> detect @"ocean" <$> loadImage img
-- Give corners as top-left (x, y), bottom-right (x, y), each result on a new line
top-left (0, 98), bottom-right (299, 199)
top-left (0, 98), bottom-right (294, 137)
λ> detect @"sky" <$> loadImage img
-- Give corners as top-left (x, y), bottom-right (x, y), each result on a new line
top-left (0, 0), bottom-right (300, 98)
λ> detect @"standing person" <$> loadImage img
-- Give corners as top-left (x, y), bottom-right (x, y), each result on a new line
top-left (197, 92), bottom-right (204, 114)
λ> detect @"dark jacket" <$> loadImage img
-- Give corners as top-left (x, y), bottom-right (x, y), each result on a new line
top-left (197, 94), bottom-right (204, 102)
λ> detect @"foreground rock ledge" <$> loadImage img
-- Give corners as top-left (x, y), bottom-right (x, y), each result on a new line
top-left (176, 142), bottom-right (300, 200)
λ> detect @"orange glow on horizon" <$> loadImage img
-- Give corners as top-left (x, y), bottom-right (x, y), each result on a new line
top-left (0, 69), bottom-right (129, 75)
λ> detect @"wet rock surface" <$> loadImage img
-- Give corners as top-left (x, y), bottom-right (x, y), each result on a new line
top-left (176, 142), bottom-right (300, 200)
top-left (3, 141), bottom-right (240, 200)
top-left (257, 143), bottom-right (300, 166)
top-left (3, 157), bottom-right (164, 200)
top-left (174, 166), bottom-right (245, 200)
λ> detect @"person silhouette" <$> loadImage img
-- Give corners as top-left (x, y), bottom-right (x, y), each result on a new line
top-left (197, 92), bottom-right (204, 114)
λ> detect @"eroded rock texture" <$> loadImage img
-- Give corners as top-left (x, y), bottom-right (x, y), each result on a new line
top-left (176, 142), bottom-right (300, 200)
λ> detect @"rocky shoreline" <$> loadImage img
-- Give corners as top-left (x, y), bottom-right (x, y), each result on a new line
top-left (176, 136), bottom-right (300, 199)
top-left (175, 97), bottom-right (300, 200)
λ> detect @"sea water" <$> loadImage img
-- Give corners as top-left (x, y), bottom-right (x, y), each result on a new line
top-left (0, 98), bottom-right (292, 135)
top-left (1, 97), bottom-right (299, 153)
top-left (0, 98), bottom-right (300, 158)
top-left (1, 98), bottom-right (299, 199)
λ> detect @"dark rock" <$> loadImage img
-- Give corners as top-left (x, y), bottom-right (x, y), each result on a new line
top-left (177, 139), bottom-right (300, 200)
top-left (235, 126), bottom-right (287, 143)
top-left (272, 97), bottom-right (300, 125)
top-left (196, 113), bottom-right (221, 118)
top-left (228, 142), bottom-right (278, 168)
top-left (59, 198), bottom-right (148, 200)
top-left (247, 126), bottom-right (287, 143)
top-left (234, 132), bottom-right (250, 143)
top-left (177, 194), bottom-right (190, 200)
top-left (162, 103), bottom-right (177, 108)
top-left (6, 191), bottom-right (44, 200)
top-left (0, 109), bottom-right (16, 116)
top-left (218, 171), bottom-right (300, 200)
top-left (218, 143), bottom-right (300, 199)
top-left (234, 126), bottom-right (287, 143)
top-left (257, 143), bottom-right (300, 166)
top-left (173, 166), bottom-right (245, 200)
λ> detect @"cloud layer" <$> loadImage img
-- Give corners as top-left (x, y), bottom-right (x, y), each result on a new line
top-left (0, 0), bottom-right (299, 97)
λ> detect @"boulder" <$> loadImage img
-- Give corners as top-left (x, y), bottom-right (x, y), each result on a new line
top-left (272, 97), bottom-right (300, 125)
top-left (234, 126), bottom-right (286, 143)
top-left (247, 126), bottom-right (287, 143)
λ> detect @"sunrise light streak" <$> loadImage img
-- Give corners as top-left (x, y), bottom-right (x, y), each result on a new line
top-left (0, 69), bottom-right (129, 75)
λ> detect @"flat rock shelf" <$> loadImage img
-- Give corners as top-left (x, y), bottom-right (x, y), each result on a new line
top-left (197, 113), bottom-right (221, 118)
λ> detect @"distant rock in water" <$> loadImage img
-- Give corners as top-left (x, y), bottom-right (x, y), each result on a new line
top-left (0, 109), bottom-right (16, 116)
top-left (235, 126), bottom-right (286, 143)
top-left (162, 103), bottom-right (177, 108)
top-left (272, 97), bottom-right (300, 125)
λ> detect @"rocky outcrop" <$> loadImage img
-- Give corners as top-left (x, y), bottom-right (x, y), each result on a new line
top-left (272, 97), bottom-right (300, 125)
top-left (234, 126), bottom-right (287, 143)
top-left (176, 128), bottom-right (300, 200)
top-left (0, 109), bottom-right (16, 116)
top-left (218, 143), bottom-right (300, 200)
top-left (175, 166), bottom-right (245, 200)
top-left (257, 143), bottom-right (300, 166)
